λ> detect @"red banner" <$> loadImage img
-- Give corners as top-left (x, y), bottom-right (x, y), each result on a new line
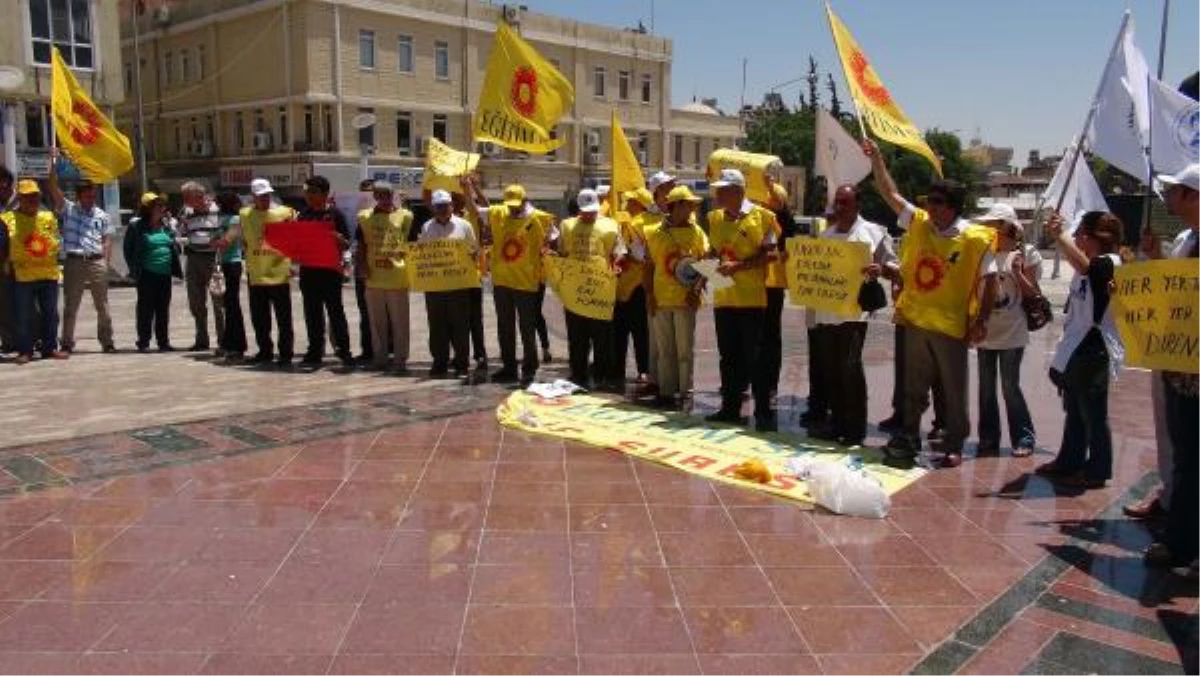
top-left (265, 220), bottom-right (341, 270)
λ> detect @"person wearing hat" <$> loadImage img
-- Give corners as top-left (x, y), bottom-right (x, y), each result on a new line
top-left (46, 164), bottom-right (116, 354)
top-left (461, 179), bottom-right (551, 385)
top-left (610, 187), bottom-right (654, 390)
top-left (705, 168), bottom-right (778, 431)
top-left (296, 175), bottom-right (353, 369)
top-left (633, 170), bottom-right (678, 398)
top-left (356, 181), bottom-right (414, 373)
top-left (0, 164), bottom-right (17, 352)
top-left (553, 188), bottom-right (626, 390)
top-left (596, 184), bottom-right (612, 217)
top-left (645, 185), bottom-right (708, 409)
top-left (178, 181), bottom-right (225, 354)
top-left (241, 178), bottom-right (298, 367)
top-left (451, 190), bottom-right (489, 376)
top-left (972, 203), bottom-right (1041, 459)
top-left (418, 189), bottom-right (479, 379)
top-left (0, 179), bottom-right (67, 363)
top-left (123, 192), bottom-right (182, 353)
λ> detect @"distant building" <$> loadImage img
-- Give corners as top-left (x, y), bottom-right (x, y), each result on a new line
top-left (963, 136), bottom-right (1014, 179)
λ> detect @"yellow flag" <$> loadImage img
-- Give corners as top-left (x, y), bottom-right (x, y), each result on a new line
top-left (610, 111), bottom-right (645, 212)
top-left (50, 47), bottom-right (134, 183)
top-left (825, 5), bottom-right (942, 176)
top-left (422, 138), bottom-right (481, 195)
top-left (474, 22), bottom-right (574, 154)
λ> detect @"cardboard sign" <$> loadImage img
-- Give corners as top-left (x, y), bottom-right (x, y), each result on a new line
top-left (1112, 258), bottom-right (1199, 373)
top-left (264, 220), bottom-right (341, 270)
top-left (784, 237), bottom-right (871, 316)
top-left (406, 239), bottom-right (481, 292)
top-left (545, 255), bottom-right (617, 320)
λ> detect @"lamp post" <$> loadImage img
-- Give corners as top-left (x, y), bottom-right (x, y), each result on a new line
top-left (131, 3), bottom-right (148, 194)
top-left (762, 75), bottom-right (805, 154)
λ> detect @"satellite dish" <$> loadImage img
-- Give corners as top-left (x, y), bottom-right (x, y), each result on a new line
top-left (0, 66), bottom-right (25, 91)
top-left (351, 113), bottom-right (377, 129)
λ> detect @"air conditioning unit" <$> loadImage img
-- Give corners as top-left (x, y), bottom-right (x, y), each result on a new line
top-left (194, 139), bottom-right (214, 157)
top-left (585, 151), bottom-right (601, 165)
top-left (478, 141), bottom-right (499, 157)
top-left (252, 132), bottom-right (272, 151)
top-left (502, 4), bottom-right (521, 24)
top-left (585, 130), bottom-right (601, 147)
top-left (636, 149), bottom-right (648, 165)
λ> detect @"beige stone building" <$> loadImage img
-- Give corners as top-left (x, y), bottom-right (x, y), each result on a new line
top-left (0, 0), bottom-right (126, 180)
top-left (115, 0), bottom-right (743, 208)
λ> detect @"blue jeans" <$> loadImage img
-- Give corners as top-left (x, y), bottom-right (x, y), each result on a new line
top-left (14, 280), bottom-right (59, 355)
top-left (977, 347), bottom-right (1036, 450)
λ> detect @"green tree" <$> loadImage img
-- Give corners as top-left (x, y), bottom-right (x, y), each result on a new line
top-left (804, 56), bottom-right (821, 114)
top-left (826, 73), bottom-right (843, 118)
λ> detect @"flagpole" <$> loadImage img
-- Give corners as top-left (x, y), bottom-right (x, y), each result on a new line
top-left (1137, 0), bottom-right (1171, 242)
top-left (131, 3), bottom-right (148, 194)
top-left (823, 2), bottom-right (869, 141)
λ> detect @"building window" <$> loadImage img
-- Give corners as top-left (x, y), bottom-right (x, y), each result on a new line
top-left (637, 132), bottom-right (649, 164)
top-left (181, 49), bottom-right (190, 81)
top-left (396, 112), bottom-right (412, 156)
top-left (434, 41), bottom-right (450, 80)
top-left (124, 64), bottom-right (132, 93)
top-left (618, 70), bottom-right (630, 101)
top-left (162, 51), bottom-right (172, 87)
top-left (593, 66), bottom-right (605, 98)
top-left (357, 107), bottom-right (374, 147)
top-left (432, 114), bottom-right (447, 143)
top-left (25, 104), bottom-right (49, 148)
top-left (359, 30), bottom-right (375, 69)
top-left (234, 112), bottom-right (245, 151)
top-left (173, 122), bottom-right (182, 156)
top-left (323, 107), bottom-right (334, 150)
top-left (29, 0), bottom-right (93, 67)
top-left (398, 35), bottom-right (414, 73)
top-left (303, 106), bottom-right (314, 144)
top-left (641, 74), bottom-right (652, 104)
top-left (693, 137), bottom-right (701, 167)
top-left (197, 45), bottom-right (206, 80)
top-left (205, 115), bottom-right (215, 143)
top-left (673, 134), bottom-right (682, 167)
top-left (254, 109), bottom-right (265, 133)
top-left (278, 106), bottom-right (289, 147)
top-left (547, 127), bottom-right (558, 161)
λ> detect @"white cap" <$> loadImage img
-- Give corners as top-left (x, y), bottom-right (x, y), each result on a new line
top-left (576, 188), bottom-right (601, 213)
top-left (711, 168), bottom-right (746, 189)
top-left (648, 171), bottom-right (676, 193)
top-left (250, 178), bottom-right (274, 196)
top-left (431, 189), bottom-right (453, 206)
top-left (976, 203), bottom-right (1020, 227)
top-left (1157, 163), bottom-right (1200, 192)
top-left (596, 184), bottom-right (611, 197)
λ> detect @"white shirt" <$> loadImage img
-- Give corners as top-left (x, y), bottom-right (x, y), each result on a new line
top-left (815, 215), bottom-right (896, 325)
top-left (419, 215), bottom-right (478, 253)
top-left (1051, 253), bottom-right (1124, 376)
top-left (979, 246), bottom-right (1044, 350)
top-left (898, 202), bottom-right (998, 277)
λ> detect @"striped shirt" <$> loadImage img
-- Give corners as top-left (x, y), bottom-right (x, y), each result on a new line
top-left (60, 199), bottom-right (114, 256)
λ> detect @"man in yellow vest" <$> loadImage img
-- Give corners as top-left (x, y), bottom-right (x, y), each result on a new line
top-left (241, 178), bottom-right (297, 367)
top-left (865, 140), bottom-right (997, 469)
top-left (1, 179), bottom-right (67, 364)
top-left (611, 187), bottom-right (653, 389)
top-left (357, 181), bottom-right (412, 373)
top-left (706, 169), bottom-right (778, 431)
top-left (631, 171), bottom-right (678, 400)
top-left (759, 179), bottom-right (796, 417)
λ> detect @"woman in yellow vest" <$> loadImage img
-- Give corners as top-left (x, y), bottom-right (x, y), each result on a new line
top-left (241, 178), bottom-right (297, 367)
top-left (611, 187), bottom-right (654, 390)
top-left (1, 179), bottom-right (67, 363)
top-left (358, 182), bottom-right (413, 373)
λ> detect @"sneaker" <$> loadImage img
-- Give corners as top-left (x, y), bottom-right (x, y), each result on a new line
top-left (491, 368), bottom-right (520, 383)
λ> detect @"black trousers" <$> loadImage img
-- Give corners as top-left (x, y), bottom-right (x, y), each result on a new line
top-left (494, 285), bottom-right (539, 377)
top-left (135, 271), bottom-right (172, 349)
top-left (891, 324), bottom-right (940, 426)
top-left (299, 268), bottom-right (350, 357)
top-left (611, 285), bottom-right (650, 382)
top-left (715, 307), bottom-right (769, 419)
top-left (468, 286), bottom-right (488, 363)
top-left (816, 322), bottom-right (869, 441)
top-left (355, 276), bottom-right (373, 358)
top-left (564, 309), bottom-right (613, 387)
top-left (806, 327), bottom-right (829, 420)
top-left (220, 262), bottom-right (248, 354)
top-left (248, 283), bottom-right (293, 359)
top-left (1164, 378), bottom-right (1198, 564)
top-left (425, 290), bottom-right (470, 372)
top-left (760, 287), bottom-right (785, 397)
top-left (534, 283), bottom-right (550, 350)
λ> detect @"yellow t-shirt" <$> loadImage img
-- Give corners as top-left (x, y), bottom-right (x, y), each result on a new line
top-left (706, 204), bottom-right (774, 308)
top-left (2, 210), bottom-right (61, 282)
top-left (488, 205), bottom-right (551, 293)
top-left (647, 221), bottom-right (709, 309)
top-left (358, 207), bottom-right (413, 290)
top-left (241, 205), bottom-right (296, 286)
top-left (896, 209), bottom-right (996, 339)
top-left (615, 211), bottom-right (648, 302)
top-left (558, 215), bottom-right (622, 261)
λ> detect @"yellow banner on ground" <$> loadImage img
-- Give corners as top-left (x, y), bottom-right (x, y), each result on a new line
top-left (51, 47), bottom-right (134, 183)
top-left (496, 391), bottom-right (924, 504)
top-left (706, 148), bottom-right (781, 205)
top-left (1112, 258), bottom-right (1199, 373)
top-left (544, 256), bottom-right (617, 320)
top-left (474, 22), bottom-right (573, 154)
top-left (406, 239), bottom-right (481, 292)
top-left (611, 110), bottom-right (646, 212)
top-left (826, 5), bottom-right (942, 177)
top-left (423, 138), bottom-right (480, 195)
top-left (785, 237), bottom-right (870, 316)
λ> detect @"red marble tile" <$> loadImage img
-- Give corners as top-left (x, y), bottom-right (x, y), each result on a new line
top-left (421, 460), bottom-right (495, 483)
top-left (460, 604), bottom-right (576, 655)
top-left (198, 653), bottom-right (331, 675)
top-left (569, 504), bottom-right (652, 532)
top-left (40, 560), bottom-right (176, 602)
top-left (1020, 605), bottom-right (1183, 664)
top-left (683, 606), bottom-right (806, 654)
top-left (816, 653), bottom-right (921, 674)
top-left (697, 653), bottom-right (823, 674)
top-left (251, 478), bottom-right (343, 509)
top-left (478, 532), bottom-right (570, 565)
top-left (432, 444), bottom-right (500, 463)
top-left (887, 507), bottom-right (987, 537)
top-left (360, 563), bottom-right (472, 608)
top-left (347, 460), bottom-right (426, 484)
top-left (568, 481), bottom-right (646, 505)
top-left (498, 445), bottom-right (567, 464)
top-left (471, 562), bottom-right (574, 605)
top-left (394, 499), bottom-right (485, 532)
top-left (489, 481), bottom-right (568, 506)
top-left (910, 534), bottom-right (1028, 569)
top-left (410, 479), bottom-right (492, 502)
top-left (0, 601), bottom-right (126, 651)
top-left (764, 566), bottom-right (880, 606)
top-left (670, 566), bottom-right (778, 606)
top-left (46, 499), bottom-right (149, 527)
top-left (219, 602), bottom-right (357, 654)
top-left (958, 616), bottom-right (1057, 675)
top-left (726, 506), bottom-right (818, 534)
top-left (190, 527), bottom-right (302, 563)
top-left (565, 461), bottom-right (638, 483)
top-left (573, 566), bottom-right (677, 607)
top-left (739, 532), bottom-right (842, 567)
top-left (790, 606), bottom-right (921, 654)
top-left (578, 653), bottom-right (701, 674)
top-left (947, 564), bottom-right (1029, 603)
top-left (888, 605), bottom-right (977, 649)
top-left (486, 504), bottom-right (569, 531)
top-left (381, 529), bottom-right (481, 566)
top-left (807, 511), bottom-right (902, 546)
top-left (649, 505), bottom-right (737, 532)
top-left (0, 651), bottom-right (84, 675)
top-left (96, 602), bottom-right (246, 651)
top-left (289, 528), bottom-right (391, 567)
top-left (571, 532), bottom-right (665, 568)
top-left (327, 654), bottom-right (456, 675)
top-left (836, 535), bottom-right (938, 568)
top-left (0, 495), bottom-right (73, 525)
top-left (149, 561), bottom-right (277, 603)
top-left (574, 606), bottom-right (693, 654)
top-left (76, 651), bottom-right (209, 675)
top-left (0, 561), bottom-right (69, 600)
top-left (658, 532), bottom-right (753, 567)
top-left (340, 604), bottom-right (466, 654)
top-left (454, 654), bottom-right (579, 674)
top-left (857, 566), bottom-right (978, 606)
top-left (0, 523), bottom-right (122, 561)
top-left (258, 560), bottom-right (377, 604)
top-left (638, 479), bottom-right (722, 505)
top-left (493, 462), bottom-right (566, 484)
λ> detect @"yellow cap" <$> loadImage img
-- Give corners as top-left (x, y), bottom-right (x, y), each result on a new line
top-left (16, 179), bottom-right (40, 196)
top-left (140, 192), bottom-right (163, 207)
top-left (502, 184), bottom-right (526, 207)
top-left (624, 187), bottom-right (653, 209)
top-left (665, 185), bottom-right (702, 205)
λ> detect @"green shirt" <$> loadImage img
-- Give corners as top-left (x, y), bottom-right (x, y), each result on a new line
top-left (219, 214), bottom-right (243, 264)
top-left (142, 228), bottom-right (174, 276)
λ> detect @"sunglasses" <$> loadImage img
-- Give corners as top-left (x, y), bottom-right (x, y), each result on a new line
top-left (925, 195), bottom-right (948, 206)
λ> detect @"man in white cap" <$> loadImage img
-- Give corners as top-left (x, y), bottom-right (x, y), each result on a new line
top-left (1139, 163), bottom-right (1198, 576)
top-left (552, 188), bottom-right (626, 390)
top-left (632, 170), bottom-right (677, 399)
top-left (241, 178), bottom-right (297, 367)
top-left (706, 168), bottom-right (778, 430)
top-left (418, 189), bottom-right (478, 379)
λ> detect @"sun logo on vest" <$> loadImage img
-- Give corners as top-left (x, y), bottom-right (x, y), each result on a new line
top-left (501, 236), bottom-right (525, 262)
top-left (68, 100), bottom-right (103, 146)
top-left (718, 246), bottom-right (738, 263)
top-left (24, 232), bottom-right (52, 258)
top-left (848, 50), bottom-right (892, 108)
top-left (510, 66), bottom-right (538, 119)
top-left (914, 253), bottom-right (946, 292)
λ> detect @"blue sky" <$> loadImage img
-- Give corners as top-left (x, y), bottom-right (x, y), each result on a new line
top-left (522, 0), bottom-right (1199, 168)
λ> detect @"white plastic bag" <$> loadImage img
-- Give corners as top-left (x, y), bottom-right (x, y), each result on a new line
top-left (798, 459), bottom-right (891, 519)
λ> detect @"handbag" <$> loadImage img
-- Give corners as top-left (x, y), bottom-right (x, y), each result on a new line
top-left (208, 264), bottom-right (226, 297)
top-left (857, 278), bottom-right (887, 313)
top-left (1021, 294), bottom-right (1052, 331)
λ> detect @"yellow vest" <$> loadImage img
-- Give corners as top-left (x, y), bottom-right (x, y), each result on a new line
top-left (764, 217), bottom-right (786, 289)
top-left (896, 210), bottom-right (996, 339)
top-left (706, 204), bottom-right (774, 308)
top-left (615, 211), bottom-right (647, 301)
top-left (647, 221), bottom-right (709, 309)
top-left (2, 210), bottom-right (61, 282)
top-left (559, 215), bottom-right (621, 261)
top-left (488, 205), bottom-right (551, 293)
top-left (241, 205), bottom-right (295, 285)
top-left (358, 207), bottom-right (413, 290)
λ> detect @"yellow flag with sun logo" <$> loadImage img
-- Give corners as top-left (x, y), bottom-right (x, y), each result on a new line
top-left (50, 47), bottom-right (134, 183)
top-left (610, 111), bottom-right (645, 212)
top-left (474, 22), bottom-right (574, 154)
top-left (825, 5), bottom-right (942, 177)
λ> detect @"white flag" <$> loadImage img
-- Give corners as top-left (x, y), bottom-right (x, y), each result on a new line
top-left (1148, 75), bottom-right (1199, 176)
top-left (1087, 18), bottom-right (1151, 180)
top-left (815, 107), bottom-right (871, 206)
top-left (1042, 144), bottom-right (1108, 229)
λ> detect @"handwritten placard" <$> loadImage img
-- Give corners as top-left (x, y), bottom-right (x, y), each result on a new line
top-left (784, 237), bottom-right (870, 316)
top-left (406, 239), bottom-right (481, 292)
top-left (545, 256), bottom-right (617, 320)
top-left (1112, 258), bottom-right (1199, 373)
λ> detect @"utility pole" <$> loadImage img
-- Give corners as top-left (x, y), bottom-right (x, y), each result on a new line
top-left (131, 3), bottom-right (148, 194)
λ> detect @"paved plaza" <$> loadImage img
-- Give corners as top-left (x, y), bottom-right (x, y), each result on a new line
top-left (0, 279), bottom-right (1194, 675)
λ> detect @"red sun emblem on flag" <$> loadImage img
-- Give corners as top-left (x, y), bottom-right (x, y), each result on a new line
top-left (848, 50), bottom-right (892, 108)
top-left (914, 254), bottom-right (946, 292)
top-left (510, 66), bottom-right (538, 118)
top-left (69, 100), bottom-right (103, 146)
top-left (24, 232), bottom-right (52, 258)
top-left (501, 237), bottom-right (525, 262)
